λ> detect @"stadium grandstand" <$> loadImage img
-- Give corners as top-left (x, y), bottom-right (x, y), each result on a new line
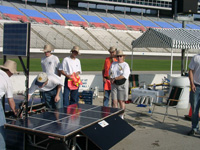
top-left (0, 0), bottom-right (200, 55)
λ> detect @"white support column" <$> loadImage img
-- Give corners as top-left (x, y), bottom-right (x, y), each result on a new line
top-left (170, 48), bottom-right (174, 76)
top-left (131, 47), bottom-right (134, 74)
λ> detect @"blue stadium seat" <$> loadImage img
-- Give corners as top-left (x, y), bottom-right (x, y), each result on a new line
top-left (169, 22), bottom-right (182, 28)
top-left (101, 16), bottom-right (122, 25)
top-left (62, 13), bottom-right (84, 21)
top-left (0, 5), bottom-right (28, 22)
top-left (154, 21), bottom-right (174, 28)
top-left (19, 8), bottom-right (46, 18)
top-left (82, 15), bottom-right (109, 28)
top-left (82, 15), bottom-right (104, 23)
top-left (101, 17), bottom-right (127, 30)
top-left (41, 11), bottom-right (62, 20)
top-left (19, 8), bottom-right (53, 24)
top-left (119, 18), bottom-right (145, 31)
top-left (61, 13), bottom-right (88, 27)
top-left (120, 18), bottom-right (141, 26)
top-left (169, 22), bottom-right (190, 29)
top-left (0, 5), bottom-right (23, 15)
top-left (186, 24), bottom-right (200, 29)
top-left (41, 11), bottom-right (65, 25)
top-left (137, 19), bottom-right (159, 28)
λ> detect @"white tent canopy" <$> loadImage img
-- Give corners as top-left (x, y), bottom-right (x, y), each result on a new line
top-left (131, 28), bottom-right (200, 75)
top-left (132, 28), bottom-right (200, 49)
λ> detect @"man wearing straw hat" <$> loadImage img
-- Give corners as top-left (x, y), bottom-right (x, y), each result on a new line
top-left (41, 44), bottom-right (61, 76)
top-left (59, 46), bottom-right (82, 106)
top-left (102, 46), bottom-right (117, 107)
top-left (0, 60), bottom-right (19, 150)
top-left (110, 50), bottom-right (130, 119)
top-left (40, 44), bottom-right (61, 103)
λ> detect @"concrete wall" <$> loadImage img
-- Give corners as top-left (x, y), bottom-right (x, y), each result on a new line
top-left (10, 73), bottom-right (182, 94)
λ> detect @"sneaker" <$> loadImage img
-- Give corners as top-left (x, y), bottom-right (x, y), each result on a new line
top-left (187, 129), bottom-right (197, 136)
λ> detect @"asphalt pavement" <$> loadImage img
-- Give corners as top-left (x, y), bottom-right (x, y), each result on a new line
top-left (93, 92), bottom-right (199, 150)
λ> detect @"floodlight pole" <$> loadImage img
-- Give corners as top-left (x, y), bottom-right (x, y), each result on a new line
top-left (25, 0), bottom-right (27, 8)
top-left (67, 0), bottom-right (69, 13)
top-left (87, 2), bottom-right (89, 15)
top-left (106, 5), bottom-right (108, 16)
top-left (46, 0), bottom-right (48, 11)
top-left (181, 21), bottom-right (186, 76)
top-left (124, 7), bottom-right (126, 18)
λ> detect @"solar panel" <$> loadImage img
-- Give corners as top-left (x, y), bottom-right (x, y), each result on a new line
top-left (3, 23), bottom-right (29, 56)
top-left (5, 95), bottom-right (41, 112)
top-left (5, 103), bottom-right (134, 149)
top-left (5, 104), bottom-right (123, 138)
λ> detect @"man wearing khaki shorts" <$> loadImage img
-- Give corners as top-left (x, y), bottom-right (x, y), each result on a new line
top-left (110, 50), bottom-right (130, 119)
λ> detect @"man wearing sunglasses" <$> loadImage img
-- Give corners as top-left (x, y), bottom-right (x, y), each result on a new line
top-left (110, 50), bottom-right (130, 119)
top-left (102, 46), bottom-right (117, 107)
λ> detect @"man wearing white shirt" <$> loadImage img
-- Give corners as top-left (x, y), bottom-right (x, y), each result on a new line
top-left (59, 46), bottom-right (82, 106)
top-left (0, 60), bottom-right (18, 150)
top-left (40, 44), bottom-right (61, 103)
top-left (110, 50), bottom-right (130, 119)
top-left (188, 54), bottom-right (200, 135)
top-left (28, 72), bottom-right (63, 109)
top-left (41, 44), bottom-right (61, 76)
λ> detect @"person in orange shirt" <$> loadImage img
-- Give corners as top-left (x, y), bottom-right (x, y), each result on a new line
top-left (102, 47), bottom-right (117, 107)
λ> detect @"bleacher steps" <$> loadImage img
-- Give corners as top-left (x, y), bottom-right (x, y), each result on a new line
top-left (68, 28), bottom-right (96, 50)
top-left (86, 29), bottom-right (107, 50)
top-left (51, 26), bottom-right (78, 47)
top-left (31, 27), bottom-right (50, 45)
top-left (108, 31), bottom-right (131, 51)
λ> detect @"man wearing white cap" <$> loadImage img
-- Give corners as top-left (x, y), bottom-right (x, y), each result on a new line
top-left (28, 72), bottom-right (63, 109)
top-left (59, 46), bottom-right (82, 106)
top-left (0, 60), bottom-right (18, 150)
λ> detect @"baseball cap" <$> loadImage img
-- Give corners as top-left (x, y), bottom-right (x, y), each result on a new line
top-left (35, 72), bottom-right (48, 87)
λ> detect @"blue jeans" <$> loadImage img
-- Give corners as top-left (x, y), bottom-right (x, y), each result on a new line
top-left (190, 84), bottom-right (200, 131)
top-left (103, 90), bottom-right (111, 107)
top-left (43, 86), bottom-right (63, 109)
top-left (40, 91), bottom-right (45, 103)
top-left (63, 78), bottom-right (79, 107)
top-left (0, 100), bottom-right (6, 150)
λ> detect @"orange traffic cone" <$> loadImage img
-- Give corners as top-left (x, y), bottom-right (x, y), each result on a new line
top-left (188, 106), bottom-right (192, 117)
top-left (188, 106), bottom-right (200, 118)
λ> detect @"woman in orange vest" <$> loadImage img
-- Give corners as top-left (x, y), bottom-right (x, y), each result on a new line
top-left (102, 46), bottom-right (117, 107)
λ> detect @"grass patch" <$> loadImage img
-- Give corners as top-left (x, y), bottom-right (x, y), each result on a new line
top-left (126, 59), bottom-right (182, 71)
top-left (0, 58), bottom-right (182, 72)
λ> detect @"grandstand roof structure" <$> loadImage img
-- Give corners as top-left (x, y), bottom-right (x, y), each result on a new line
top-left (132, 28), bottom-right (200, 50)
